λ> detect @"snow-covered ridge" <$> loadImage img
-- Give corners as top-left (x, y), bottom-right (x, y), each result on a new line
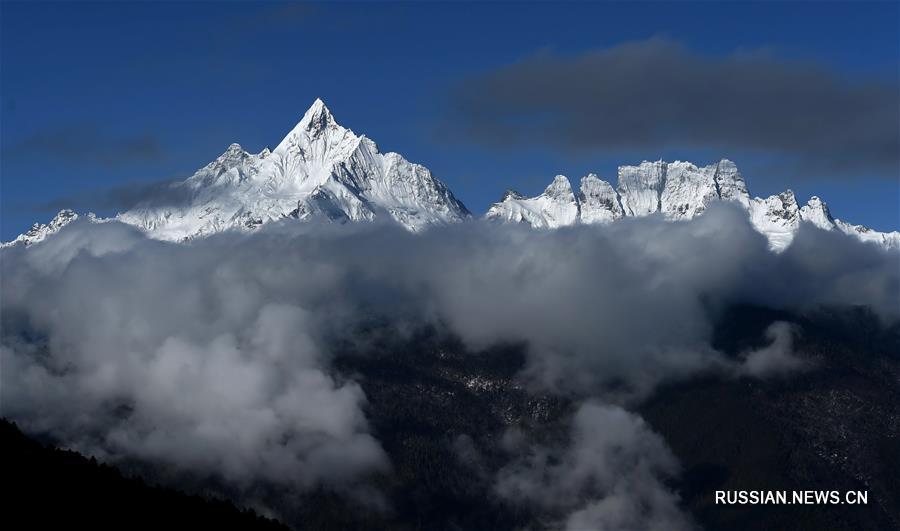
top-left (487, 160), bottom-right (899, 251)
top-left (4, 100), bottom-right (898, 251)
top-left (113, 98), bottom-right (470, 241)
top-left (2, 209), bottom-right (83, 248)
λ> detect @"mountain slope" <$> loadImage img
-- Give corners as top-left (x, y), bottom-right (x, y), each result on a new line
top-left (1, 419), bottom-right (288, 531)
top-left (484, 176), bottom-right (580, 229)
top-left (487, 159), bottom-right (899, 251)
top-left (115, 99), bottom-right (470, 240)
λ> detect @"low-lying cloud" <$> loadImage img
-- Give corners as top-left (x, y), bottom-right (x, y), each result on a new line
top-left (445, 38), bottom-right (899, 178)
top-left (740, 321), bottom-right (807, 378)
top-left (1, 221), bottom-right (389, 493)
top-left (496, 402), bottom-right (692, 531)
top-left (1, 203), bottom-right (896, 516)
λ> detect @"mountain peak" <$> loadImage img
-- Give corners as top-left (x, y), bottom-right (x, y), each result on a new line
top-left (544, 175), bottom-right (574, 198)
top-left (800, 195), bottom-right (835, 230)
top-left (486, 175), bottom-right (578, 228)
top-left (717, 158), bottom-right (736, 168)
top-left (308, 97), bottom-right (330, 114)
top-left (581, 173), bottom-right (601, 184)
top-left (200, 143), bottom-right (251, 178)
top-left (299, 98), bottom-right (336, 133)
top-left (110, 97), bottom-right (469, 238)
top-left (779, 189), bottom-right (797, 205)
top-left (501, 189), bottom-right (525, 201)
top-left (219, 143), bottom-right (247, 160)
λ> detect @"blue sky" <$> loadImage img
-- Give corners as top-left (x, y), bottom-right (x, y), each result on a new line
top-left (2, 1), bottom-right (898, 240)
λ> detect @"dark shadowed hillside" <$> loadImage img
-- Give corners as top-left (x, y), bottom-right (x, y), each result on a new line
top-left (641, 305), bottom-right (900, 531)
top-left (0, 419), bottom-right (288, 531)
top-left (3, 305), bottom-right (899, 530)
top-left (264, 306), bottom-right (900, 530)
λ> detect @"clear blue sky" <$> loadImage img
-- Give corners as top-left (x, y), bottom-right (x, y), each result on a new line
top-left (2, 1), bottom-right (898, 240)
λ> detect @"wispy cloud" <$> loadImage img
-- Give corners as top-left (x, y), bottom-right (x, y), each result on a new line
top-left (6, 124), bottom-right (163, 168)
top-left (739, 321), bottom-right (808, 377)
top-left (38, 176), bottom-right (194, 214)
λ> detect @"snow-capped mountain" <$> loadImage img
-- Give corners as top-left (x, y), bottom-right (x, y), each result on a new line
top-left (4, 102), bottom-right (897, 252)
top-left (115, 99), bottom-right (470, 240)
top-left (487, 159), bottom-right (900, 251)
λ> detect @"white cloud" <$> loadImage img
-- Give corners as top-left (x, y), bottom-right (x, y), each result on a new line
top-left (1, 202), bottom-right (895, 518)
top-left (740, 321), bottom-right (807, 378)
top-left (496, 402), bottom-right (693, 531)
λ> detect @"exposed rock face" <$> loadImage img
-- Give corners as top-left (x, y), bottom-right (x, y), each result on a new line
top-left (578, 174), bottom-right (624, 224)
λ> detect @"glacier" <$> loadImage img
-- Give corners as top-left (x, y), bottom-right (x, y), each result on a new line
top-left (3, 100), bottom-right (898, 252)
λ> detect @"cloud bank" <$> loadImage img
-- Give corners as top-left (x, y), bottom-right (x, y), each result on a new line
top-left (1, 221), bottom-right (388, 492)
top-left (445, 38), bottom-right (899, 177)
top-left (1, 204), bottom-right (897, 517)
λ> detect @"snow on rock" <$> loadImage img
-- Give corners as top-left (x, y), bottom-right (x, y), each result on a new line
top-left (116, 99), bottom-right (470, 240)
top-left (617, 161), bottom-right (667, 217)
top-left (487, 159), bottom-right (897, 252)
top-left (2, 209), bottom-right (82, 248)
top-left (659, 161), bottom-right (720, 220)
top-left (578, 174), bottom-right (624, 224)
top-left (748, 190), bottom-right (801, 251)
top-left (798, 196), bottom-right (835, 231)
top-left (485, 175), bottom-right (579, 229)
top-left (713, 159), bottom-right (751, 209)
top-left (835, 220), bottom-right (900, 250)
